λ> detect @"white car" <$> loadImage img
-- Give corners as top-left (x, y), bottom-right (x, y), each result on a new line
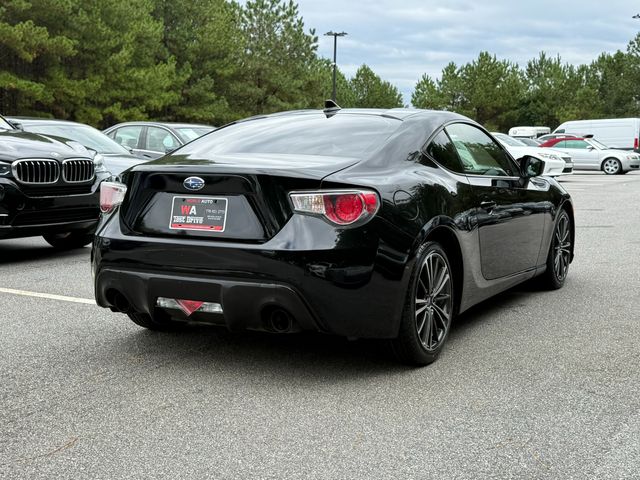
top-left (492, 133), bottom-right (572, 176)
top-left (540, 136), bottom-right (640, 175)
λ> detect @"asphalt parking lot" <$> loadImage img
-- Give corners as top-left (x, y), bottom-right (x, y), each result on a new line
top-left (1, 172), bottom-right (639, 479)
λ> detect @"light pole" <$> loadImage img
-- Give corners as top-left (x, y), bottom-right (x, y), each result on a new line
top-left (324, 31), bottom-right (348, 102)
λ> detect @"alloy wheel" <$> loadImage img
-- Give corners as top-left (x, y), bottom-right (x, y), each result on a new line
top-left (602, 159), bottom-right (621, 175)
top-left (553, 213), bottom-right (571, 281)
top-left (415, 252), bottom-right (452, 351)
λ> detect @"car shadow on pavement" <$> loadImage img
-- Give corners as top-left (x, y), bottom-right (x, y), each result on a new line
top-left (0, 243), bottom-right (89, 265)
top-left (101, 282), bottom-right (547, 378)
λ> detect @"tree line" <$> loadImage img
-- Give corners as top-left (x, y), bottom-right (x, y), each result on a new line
top-left (0, 0), bottom-right (403, 128)
top-left (1, 0), bottom-right (639, 131)
top-left (413, 35), bottom-right (640, 131)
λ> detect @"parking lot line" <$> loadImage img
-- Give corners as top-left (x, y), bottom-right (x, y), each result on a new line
top-left (0, 287), bottom-right (95, 305)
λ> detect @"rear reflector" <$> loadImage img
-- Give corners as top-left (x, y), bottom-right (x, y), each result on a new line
top-left (289, 189), bottom-right (379, 226)
top-left (156, 297), bottom-right (223, 316)
top-left (100, 181), bottom-right (127, 213)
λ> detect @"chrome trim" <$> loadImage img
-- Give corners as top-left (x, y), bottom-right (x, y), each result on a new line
top-left (62, 158), bottom-right (95, 183)
top-left (11, 159), bottom-right (60, 185)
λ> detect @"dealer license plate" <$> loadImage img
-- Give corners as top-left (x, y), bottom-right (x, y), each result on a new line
top-left (169, 196), bottom-right (228, 232)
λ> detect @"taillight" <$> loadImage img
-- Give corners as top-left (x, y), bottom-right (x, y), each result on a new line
top-left (634, 137), bottom-right (639, 150)
top-left (289, 189), bottom-right (379, 226)
top-left (100, 181), bottom-right (127, 214)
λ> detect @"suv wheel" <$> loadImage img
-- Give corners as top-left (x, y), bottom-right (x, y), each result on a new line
top-left (43, 232), bottom-right (93, 250)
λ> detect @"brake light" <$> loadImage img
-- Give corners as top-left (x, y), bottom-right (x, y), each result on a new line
top-left (635, 137), bottom-right (639, 150)
top-left (289, 190), bottom-right (379, 226)
top-left (100, 181), bottom-right (127, 213)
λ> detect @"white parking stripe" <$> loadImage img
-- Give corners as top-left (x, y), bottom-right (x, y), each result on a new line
top-left (0, 287), bottom-right (95, 305)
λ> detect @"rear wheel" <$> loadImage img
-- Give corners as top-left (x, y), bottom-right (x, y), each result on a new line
top-left (602, 158), bottom-right (622, 175)
top-left (391, 242), bottom-right (454, 366)
top-left (538, 210), bottom-right (572, 290)
top-left (43, 231), bottom-right (93, 250)
top-left (127, 312), bottom-right (186, 331)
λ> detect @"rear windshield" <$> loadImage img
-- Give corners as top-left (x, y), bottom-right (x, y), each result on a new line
top-left (179, 114), bottom-right (401, 158)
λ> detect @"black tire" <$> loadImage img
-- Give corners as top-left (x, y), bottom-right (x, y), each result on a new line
top-left (391, 241), bottom-right (455, 366)
top-left (538, 209), bottom-right (572, 290)
top-left (127, 311), bottom-right (186, 331)
top-left (601, 158), bottom-right (622, 175)
top-left (43, 231), bottom-right (93, 250)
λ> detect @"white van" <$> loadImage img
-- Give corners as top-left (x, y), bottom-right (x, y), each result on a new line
top-left (553, 118), bottom-right (640, 152)
top-left (508, 126), bottom-right (551, 139)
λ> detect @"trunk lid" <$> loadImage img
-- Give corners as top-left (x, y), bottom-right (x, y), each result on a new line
top-left (120, 153), bottom-right (359, 242)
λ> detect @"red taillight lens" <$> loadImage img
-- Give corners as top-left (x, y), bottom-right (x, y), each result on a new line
top-left (100, 181), bottom-right (127, 214)
top-left (634, 137), bottom-right (639, 150)
top-left (290, 190), bottom-right (379, 226)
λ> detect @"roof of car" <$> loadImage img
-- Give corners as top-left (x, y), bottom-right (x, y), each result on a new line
top-left (6, 116), bottom-right (85, 126)
top-left (236, 108), bottom-right (468, 125)
top-left (105, 121), bottom-right (215, 130)
top-left (540, 137), bottom-right (585, 146)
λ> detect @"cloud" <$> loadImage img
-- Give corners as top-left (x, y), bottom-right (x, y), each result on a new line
top-left (296, 0), bottom-right (640, 103)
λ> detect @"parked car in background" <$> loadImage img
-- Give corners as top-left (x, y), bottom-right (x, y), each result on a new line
top-left (492, 133), bottom-right (572, 176)
top-left (537, 133), bottom-right (583, 143)
top-left (0, 114), bottom-right (109, 248)
top-left (8, 117), bottom-right (144, 177)
top-left (94, 107), bottom-right (574, 366)
top-left (553, 118), bottom-right (640, 153)
top-left (508, 126), bottom-right (550, 139)
top-left (515, 137), bottom-right (542, 147)
top-left (539, 136), bottom-right (640, 175)
top-left (104, 122), bottom-right (215, 160)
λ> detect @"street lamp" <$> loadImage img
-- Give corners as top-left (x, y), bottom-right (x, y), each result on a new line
top-left (324, 31), bottom-right (348, 102)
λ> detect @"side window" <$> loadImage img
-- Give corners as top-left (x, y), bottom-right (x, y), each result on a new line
top-left (146, 127), bottom-right (179, 152)
top-left (113, 126), bottom-right (143, 149)
top-left (554, 141), bottom-right (567, 148)
top-left (425, 131), bottom-right (464, 173)
top-left (565, 140), bottom-right (588, 149)
top-left (445, 123), bottom-right (516, 176)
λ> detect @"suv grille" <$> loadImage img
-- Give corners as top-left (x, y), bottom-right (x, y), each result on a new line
top-left (12, 159), bottom-right (60, 184)
top-left (62, 159), bottom-right (95, 183)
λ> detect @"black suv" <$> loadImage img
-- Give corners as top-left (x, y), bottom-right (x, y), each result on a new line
top-left (0, 114), bottom-right (109, 249)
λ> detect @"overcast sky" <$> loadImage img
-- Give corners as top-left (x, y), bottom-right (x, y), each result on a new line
top-left (294, 0), bottom-right (640, 104)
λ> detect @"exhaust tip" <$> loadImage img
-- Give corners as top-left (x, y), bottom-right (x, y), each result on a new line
top-left (107, 289), bottom-right (131, 313)
top-left (263, 307), bottom-right (294, 333)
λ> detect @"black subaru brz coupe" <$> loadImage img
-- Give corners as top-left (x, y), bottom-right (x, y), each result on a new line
top-left (93, 106), bottom-right (574, 365)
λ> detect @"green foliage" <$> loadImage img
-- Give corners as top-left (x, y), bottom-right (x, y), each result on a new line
top-left (414, 38), bottom-right (640, 131)
top-left (348, 64), bottom-right (403, 108)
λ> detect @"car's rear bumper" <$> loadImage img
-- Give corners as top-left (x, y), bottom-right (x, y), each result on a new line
top-left (93, 214), bottom-right (409, 339)
top-left (0, 175), bottom-right (106, 239)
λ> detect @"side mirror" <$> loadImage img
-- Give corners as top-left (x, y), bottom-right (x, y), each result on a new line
top-left (587, 146), bottom-right (595, 151)
top-left (518, 155), bottom-right (545, 179)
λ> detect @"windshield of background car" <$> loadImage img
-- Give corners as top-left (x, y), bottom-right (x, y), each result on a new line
top-left (26, 124), bottom-right (130, 155)
top-left (494, 134), bottom-right (525, 147)
top-left (587, 138), bottom-right (609, 149)
top-left (0, 116), bottom-right (13, 130)
top-left (176, 127), bottom-right (213, 142)
top-left (178, 114), bottom-right (401, 158)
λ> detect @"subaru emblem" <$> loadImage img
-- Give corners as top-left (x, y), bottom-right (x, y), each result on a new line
top-left (184, 176), bottom-right (205, 191)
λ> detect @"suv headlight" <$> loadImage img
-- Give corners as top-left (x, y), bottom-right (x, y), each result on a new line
top-left (0, 163), bottom-right (10, 176)
top-left (93, 153), bottom-right (107, 173)
top-left (538, 152), bottom-right (561, 161)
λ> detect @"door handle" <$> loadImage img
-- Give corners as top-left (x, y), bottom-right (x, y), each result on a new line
top-left (480, 201), bottom-right (497, 211)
